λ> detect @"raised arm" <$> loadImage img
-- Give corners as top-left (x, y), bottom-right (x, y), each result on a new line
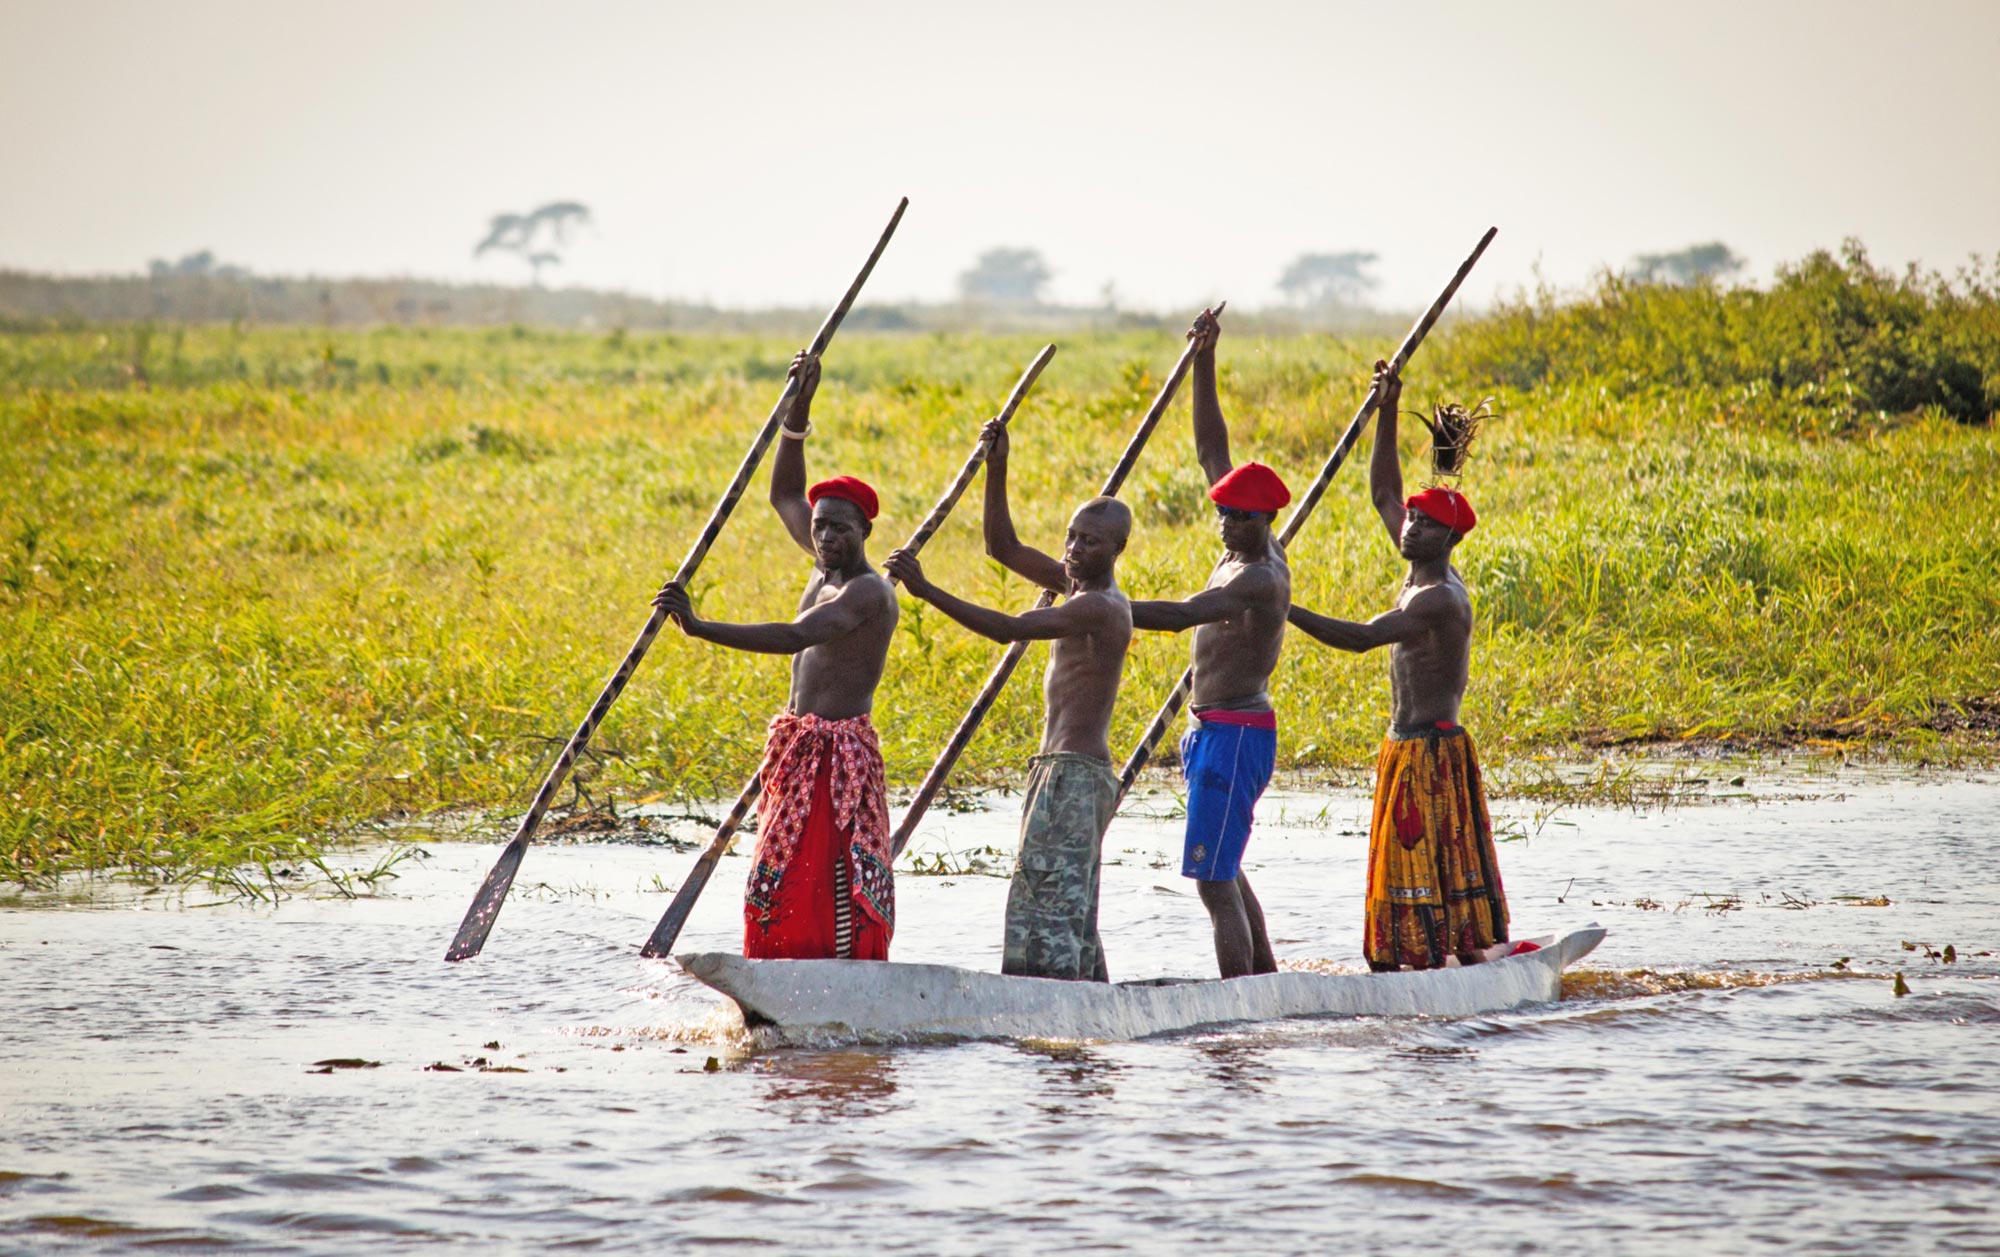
top-left (1290, 583), bottom-right (1459, 653)
top-left (1368, 358), bottom-right (1406, 546)
top-left (979, 418), bottom-right (1068, 593)
top-left (1188, 307), bottom-right (1233, 486)
top-left (768, 351), bottom-right (821, 557)
top-left (1130, 565), bottom-right (1274, 632)
top-left (885, 550), bottom-right (1118, 644)
top-left (653, 574), bottom-right (880, 656)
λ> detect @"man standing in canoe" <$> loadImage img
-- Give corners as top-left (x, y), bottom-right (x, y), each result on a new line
top-left (654, 352), bottom-right (900, 961)
top-left (1286, 360), bottom-right (1510, 970)
top-left (884, 420), bottom-right (1133, 982)
top-left (1127, 307), bottom-right (1292, 979)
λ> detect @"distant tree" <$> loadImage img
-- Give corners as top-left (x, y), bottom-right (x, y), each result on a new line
top-left (149, 249), bottom-right (248, 279)
top-left (475, 201), bottom-right (593, 286)
top-left (958, 247), bottom-right (1053, 305)
top-left (1277, 251), bottom-right (1380, 307)
top-left (1628, 242), bottom-right (1746, 286)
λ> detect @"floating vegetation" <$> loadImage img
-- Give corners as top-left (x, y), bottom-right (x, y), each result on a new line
top-left (901, 843), bottom-right (1010, 878)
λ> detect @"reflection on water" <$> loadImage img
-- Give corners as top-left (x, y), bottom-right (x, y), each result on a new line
top-left (1018, 1041), bottom-right (1123, 1117)
top-left (1192, 1039), bottom-right (1278, 1095)
top-left (2, 769), bottom-right (1997, 1253)
top-left (753, 1051), bottom-right (903, 1122)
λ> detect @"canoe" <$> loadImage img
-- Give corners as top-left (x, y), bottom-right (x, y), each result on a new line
top-left (678, 924), bottom-right (1606, 1044)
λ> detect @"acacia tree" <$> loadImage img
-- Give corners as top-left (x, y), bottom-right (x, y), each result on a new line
top-left (958, 247), bottom-right (1053, 304)
top-left (474, 202), bottom-right (593, 285)
top-left (1628, 242), bottom-right (1745, 285)
top-left (1277, 251), bottom-right (1380, 307)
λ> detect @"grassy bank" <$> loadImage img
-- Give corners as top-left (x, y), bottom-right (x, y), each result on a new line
top-left (4, 260), bottom-right (1997, 885)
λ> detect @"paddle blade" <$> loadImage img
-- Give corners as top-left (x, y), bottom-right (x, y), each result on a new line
top-left (445, 838), bottom-right (528, 961)
top-left (639, 848), bottom-right (726, 959)
top-left (639, 775), bottom-right (761, 958)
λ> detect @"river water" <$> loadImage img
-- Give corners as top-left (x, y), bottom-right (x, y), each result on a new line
top-left (3, 765), bottom-right (1997, 1254)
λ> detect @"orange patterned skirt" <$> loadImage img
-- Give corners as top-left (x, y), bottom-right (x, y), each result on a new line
top-left (1364, 723), bottom-right (1509, 970)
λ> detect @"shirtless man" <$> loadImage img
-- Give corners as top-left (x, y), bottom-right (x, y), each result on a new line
top-left (1286, 360), bottom-right (1510, 971)
top-left (655, 351), bottom-right (901, 961)
top-left (1127, 307), bottom-right (1293, 979)
top-left (884, 418), bottom-right (1133, 982)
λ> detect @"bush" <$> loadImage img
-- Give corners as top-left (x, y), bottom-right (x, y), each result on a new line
top-left (1437, 241), bottom-right (2000, 429)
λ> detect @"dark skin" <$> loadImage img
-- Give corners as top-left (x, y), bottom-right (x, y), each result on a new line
top-left (1288, 361), bottom-right (1502, 967)
top-left (1127, 307), bottom-right (1287, 979)
top-left (1286, 359), bottom-right (1470, 729)
top-left (653, 352), bottom-right (898, 721)
top-left (884, 420), bottom-right (1132, 764)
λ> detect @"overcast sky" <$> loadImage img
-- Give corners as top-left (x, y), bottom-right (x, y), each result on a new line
top-left (3, 0), bottom-right (1996, 311)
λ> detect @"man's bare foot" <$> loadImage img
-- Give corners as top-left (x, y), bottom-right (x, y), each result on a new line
top-left (1454, 941), bottom-right (1516, 966)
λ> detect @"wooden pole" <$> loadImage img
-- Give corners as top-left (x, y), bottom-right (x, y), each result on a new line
top-left (887, 304), bottom-right (1225, 861)
top-left (445, 198), bottom-right (909, 962)
top-left (638, 344), bottom-right (1059, 960)
top-left (1110, 230), bottom-right (1497, 805)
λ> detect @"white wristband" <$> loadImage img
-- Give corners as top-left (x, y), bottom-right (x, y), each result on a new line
top-left (779, 423), bottom-right (813, 441)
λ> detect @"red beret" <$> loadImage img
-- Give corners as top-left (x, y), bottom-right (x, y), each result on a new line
top-left (1208, 462), bottom-right (1291, 513)
top-left (807, 476), bottom-right (879, 521)
top-left (1405, 486), bottom-right (1477, 535)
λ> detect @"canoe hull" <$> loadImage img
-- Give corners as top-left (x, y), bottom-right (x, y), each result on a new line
top-left (677, 925), bottom-right (1606, 1043)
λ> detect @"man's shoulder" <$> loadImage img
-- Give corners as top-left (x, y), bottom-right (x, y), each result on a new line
top-left (1220, 556), bottom-right (1287, 597)
top-left (855, 569), bottom-right (900, 607)
top-left (1072, 585), bottom-right (1134, 623)
top-left (1403, 578), bottom-right (1471, 620)
top-left (827, 568), bottom-right (898, 607)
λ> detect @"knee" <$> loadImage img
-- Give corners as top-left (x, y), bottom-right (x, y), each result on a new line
top-left (1196, 879), bottom-right (1240, 911)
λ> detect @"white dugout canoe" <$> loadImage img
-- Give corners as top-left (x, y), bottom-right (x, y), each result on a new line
top-left (679, 925), bottom-right (1606, 1043)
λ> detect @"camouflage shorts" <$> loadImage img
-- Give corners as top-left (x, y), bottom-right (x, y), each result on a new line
top-left (1002, 752), bottom-right (1118, 982)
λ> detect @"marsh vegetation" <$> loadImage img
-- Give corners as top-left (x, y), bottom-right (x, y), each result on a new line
top-left (3, 243), bottom-right (1995, 885)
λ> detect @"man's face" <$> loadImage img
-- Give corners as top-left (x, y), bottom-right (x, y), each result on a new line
top-left (1398, 507), bottom-right (1459, 562)
top-left (1062, 508), bottom-right (1124, 584)
top-left (1215, 504), bottom-right (1273, 553)
top-left (811, 498), bottom-right (869, 571)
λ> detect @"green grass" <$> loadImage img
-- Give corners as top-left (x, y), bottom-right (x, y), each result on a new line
top-left (4, 265), bottom-right (1998, 886)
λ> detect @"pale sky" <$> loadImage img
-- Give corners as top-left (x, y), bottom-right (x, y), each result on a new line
top-left (3, 0), bottom-right (1997, 311)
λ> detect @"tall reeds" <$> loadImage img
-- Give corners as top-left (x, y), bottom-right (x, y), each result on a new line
top-left (2, 293), bottom-right (1995, 885)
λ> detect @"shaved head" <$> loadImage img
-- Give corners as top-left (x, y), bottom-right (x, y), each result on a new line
top-left (1073, 496), bottom-right (1132, 549)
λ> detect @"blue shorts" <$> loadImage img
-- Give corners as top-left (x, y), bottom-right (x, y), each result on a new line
top-left (1179, 714), bottom-right (1277, 882)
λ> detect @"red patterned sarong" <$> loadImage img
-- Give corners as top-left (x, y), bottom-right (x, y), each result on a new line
top-left (744, 711), bottom-right (893, 960)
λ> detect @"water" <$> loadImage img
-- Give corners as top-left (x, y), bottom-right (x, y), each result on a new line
top-left (4, 766), bottom-right (1997, 1253)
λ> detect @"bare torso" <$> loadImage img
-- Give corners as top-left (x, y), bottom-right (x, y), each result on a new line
top-left (789, 568), bottom-right (898, 720)
top-left (1189, 548), bottom-right (1291, 711)
top-left (1387, 566), bottom-right (1472, 729)
top-left (1039, 588), bottom-right (1133, 761)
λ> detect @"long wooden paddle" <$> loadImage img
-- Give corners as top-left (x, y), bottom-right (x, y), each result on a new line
top-left (445, 198), bottom-right (909, 962)
top-left (887, 303), bottom-right (1224, 860)
top-left (1109, 229), bottom-right (1497, 804)
top-left (637, 343), bottom-right (1060, 959)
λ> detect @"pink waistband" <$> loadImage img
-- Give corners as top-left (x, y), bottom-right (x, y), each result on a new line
top-left (1196, 709), bottom-right (1277, 730)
